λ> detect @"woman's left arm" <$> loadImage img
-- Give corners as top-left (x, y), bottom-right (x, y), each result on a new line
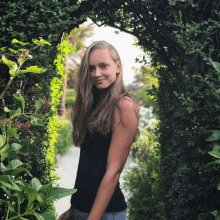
top-left (87, 97), bottom-right (139, 220)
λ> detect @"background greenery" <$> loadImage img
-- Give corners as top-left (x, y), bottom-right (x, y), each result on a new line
top-left (0, 1), bottom-right (89, 218)
top-left (54, 116), bottom-right (73, 157)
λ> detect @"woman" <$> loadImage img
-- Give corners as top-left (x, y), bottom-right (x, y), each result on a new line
top-left (59, 41), bottom-right (139, 220)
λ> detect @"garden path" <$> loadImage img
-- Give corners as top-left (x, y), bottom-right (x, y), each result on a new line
top-left (54, 146), bottom-right (137, 217)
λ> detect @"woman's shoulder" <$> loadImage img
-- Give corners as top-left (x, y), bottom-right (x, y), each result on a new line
top-left (119, 96), bottom-right (138, 111)
top-left (117, 96), bottom-right (139, 120)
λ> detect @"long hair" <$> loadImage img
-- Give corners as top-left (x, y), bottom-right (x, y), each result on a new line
top-left (71, 41), bottom-right (139, 147)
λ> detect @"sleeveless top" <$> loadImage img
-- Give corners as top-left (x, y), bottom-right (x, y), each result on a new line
top-left (70, 128), bottom-right (127, 213)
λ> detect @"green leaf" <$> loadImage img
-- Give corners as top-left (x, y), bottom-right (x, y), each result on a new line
top-left (46, 187), bottom-right (77, 202)
top-left (208, 144), bottom-right (220, 159)
top-left (9, 159), bottom-right (23, 169)
top-left (4, 106), bottom-right (10, 112)
top-left (38, 114), bottom-right (46, 120)
top-left (10, 108), bottom-right (22, 119)
top-left (0, 162), bottom-right (6, 170)
top-left (37, 183), bottom-right (53, 202)
top-left (211, 210), bottom-right (217, 216)
top-left (8, 48), bottom-right (19, 53)
top-left (213, 62), bottom-right (220, 73)
top-left (209, 58), bottom-right (220, 73)
top-left (19, 139), bottom-right (30, 155)
top-left (35, 100), bottom-right (43, 113)
top-left (198, 212), bottom-right (215, 220)
top-left (30, 178), bottom-right (42, 191)
top-left (31, 116), bottom-right (44, 126)
top-left (0, 198), bottom-right (7, 205)
top-left (216, 211), bottom-right (220, 220)
top-left (206, 130), bottom-right (220, 141)
top-left (13, 93), bottom-right (25, 111)
top-left (0, 134), bottom-right (8, 161)
top-left (11, 39), bottom-right (27, 46)
top-left (0, 134), bottom-right (6, 148)
top-left (34, 210), bottom-right (57, 220)
top-left (17, 66), bottom-right (46, 74)
top-left (2, 167), bottom-right (28, 176)
top-left (206, 159), bottom-right (220, 166)
top-left (2, 55), bottom-right (17, 77)
top-left (7, 143), bottom-right (23, 152)
top-left (0, 175), bottom-right (21, 191)
top-left (33, 37), bottom-right (51, 46)
top-left (1, 185), bottom-right (11, 197)
top-left (0, 47), bottom-right (7, 51)
top-left (23, 185), bottom-right (38, 212)
top-left (6, 124), bottom-right (18, 139)
top-left (15, 179), bottom-right (29, 187)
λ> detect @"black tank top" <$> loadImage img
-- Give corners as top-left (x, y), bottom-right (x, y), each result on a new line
top-left (70, 128), bottom-right (127, 213)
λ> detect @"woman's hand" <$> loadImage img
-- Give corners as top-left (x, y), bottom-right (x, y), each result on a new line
top-left (59, 208), bottom-right (70, 220)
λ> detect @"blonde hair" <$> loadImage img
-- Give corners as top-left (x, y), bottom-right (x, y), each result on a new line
top-left (71, 41), bottom-right (139, 147)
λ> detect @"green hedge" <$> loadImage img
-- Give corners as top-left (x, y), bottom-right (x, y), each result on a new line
top-left (122, 127), bottom-right (166, 220)
top-left (54, 116), bottom-right (73, 157)
top-left (0, 1), bottom-right (88, 218)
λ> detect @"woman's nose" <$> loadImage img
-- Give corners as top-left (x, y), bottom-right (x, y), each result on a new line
top-left (94, 68), bottom-right (101, 76)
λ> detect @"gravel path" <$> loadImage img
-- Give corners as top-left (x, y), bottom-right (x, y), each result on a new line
top-left (54, 146), bottom-right (136, 217)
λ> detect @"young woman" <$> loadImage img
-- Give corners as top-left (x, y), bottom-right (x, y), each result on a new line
top-left (59, 41), bottom-right (139, 220)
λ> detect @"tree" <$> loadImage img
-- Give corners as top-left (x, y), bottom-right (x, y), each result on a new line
top-left (57, 22), bottom-right (95, 117)
top-left (127, 65), bottom-right (159, 110)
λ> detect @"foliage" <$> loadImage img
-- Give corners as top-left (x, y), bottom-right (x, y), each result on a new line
top-left (127, 65), bottom-right (159, 110)
top-left (138, 106), bottom-right (156, 131)
top-left (54, 116), bottom-right (73, 157)
top-left (0, 2), bottom-right (95, 218)
top-left (0, 41), bottom-right (76, 220)
top-left (65, 89), bottom-right (77, 108)
top-left (56, 23), bottom-right (94, 117)
top-left (198, 61), bottom-right (220, 220)
top-left (122, 127), bottom-right (166, 220)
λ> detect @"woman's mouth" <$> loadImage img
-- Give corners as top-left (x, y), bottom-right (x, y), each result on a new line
top-left (96, 79), bottom-right (104, 83)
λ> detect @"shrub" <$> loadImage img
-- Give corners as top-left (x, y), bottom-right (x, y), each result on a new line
top-left (122, 128), bottom-right (166, 220)
top-left (0, 41), bottom-right (76, 220)
top-left (65, 88), bottom-right (76, 108)
top-left (54, 116), bottom-right (73, 157)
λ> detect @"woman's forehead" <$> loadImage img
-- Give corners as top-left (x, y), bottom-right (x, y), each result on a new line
top-left (89, 48), bottom-right (113, 65)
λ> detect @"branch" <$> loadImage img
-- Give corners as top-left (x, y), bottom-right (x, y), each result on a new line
top-left (0, 78), bottom-right (13, 100)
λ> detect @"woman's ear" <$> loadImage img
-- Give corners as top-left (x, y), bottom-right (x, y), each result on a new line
top-left (116, 60), bottom-right (122, 73)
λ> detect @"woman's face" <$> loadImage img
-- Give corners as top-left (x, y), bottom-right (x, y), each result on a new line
top-left (89, 48), bottom-right (121, 90)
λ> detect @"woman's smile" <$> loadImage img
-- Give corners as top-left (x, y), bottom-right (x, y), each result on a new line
top-left (96, 79), bottom-right (104, 83)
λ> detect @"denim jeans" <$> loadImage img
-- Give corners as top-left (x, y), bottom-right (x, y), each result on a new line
top-left (69, 207), bottom-right (127, 220)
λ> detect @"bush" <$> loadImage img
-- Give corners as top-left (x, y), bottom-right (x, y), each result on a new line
top-left (0, 41), bottom-right (76, 220)
top-left (54, 116), bottom-right (73, 157)
top-left (65, 88), bottom-right (76, 108)
top-left (122, 128), bottom-right (166, 220)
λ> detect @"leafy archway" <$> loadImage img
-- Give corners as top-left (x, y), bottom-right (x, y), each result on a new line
top-left (1, 0), bottom-right (220, 219)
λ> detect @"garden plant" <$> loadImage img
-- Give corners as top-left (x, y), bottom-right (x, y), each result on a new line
top-left (0, 39), bottom-right (76, 220)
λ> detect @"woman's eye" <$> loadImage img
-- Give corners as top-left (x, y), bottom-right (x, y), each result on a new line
top-left (101, 65), bottom-right (107, 69)
top-left (89, 67), bottom-right (95, 72)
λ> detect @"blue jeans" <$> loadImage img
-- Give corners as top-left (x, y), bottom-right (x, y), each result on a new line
top-left (69, 207), bottom-right (127, 220)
